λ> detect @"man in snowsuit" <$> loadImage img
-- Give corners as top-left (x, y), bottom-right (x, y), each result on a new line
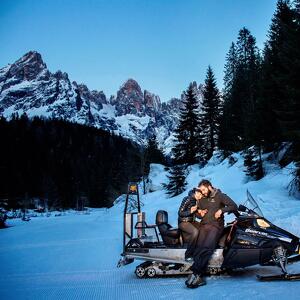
top-left (178, 188), bottom-right (208, 260)
top-left (186, 179), bottom-right (238, 288)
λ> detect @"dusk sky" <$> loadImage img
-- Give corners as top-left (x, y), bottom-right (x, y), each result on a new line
top-left (0, 0), bottom-right (277, 102)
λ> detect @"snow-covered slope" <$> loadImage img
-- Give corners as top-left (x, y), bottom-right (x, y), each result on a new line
top-left (116, 152), bottom-right (300, 237)
top-left (0, 51), bottom-right (195, 154)
top-left (1, 153), bottom-right (300, 299)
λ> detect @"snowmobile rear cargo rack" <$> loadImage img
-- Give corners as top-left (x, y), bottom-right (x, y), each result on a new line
top-left (122, 182), bottom-right (160, 254)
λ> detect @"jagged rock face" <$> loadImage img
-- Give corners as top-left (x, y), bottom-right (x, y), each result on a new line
top-left (0, 51), bottom-right (49, 88)
top-left (113, 79), bottom-right (145, 116)
top-left (73, 82), bottom-right (107, 111)
top-left (112, 80), bottom-right (166, 119)
top-left (144, 90), bottom-right (161, 118)
top-left (0, 51), bottom-right (198, 155)
top-left (162, 97), bottom-right (182, 114)
top-left (0, 53), bottom-right (75, 116)
top-left (0, 51), bottom-right (107, 126)
top-left (99, 78), bottom-right (184, 153)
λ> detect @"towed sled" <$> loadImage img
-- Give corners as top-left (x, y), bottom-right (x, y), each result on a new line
top-left (117, 183), bottom-right (300, 281)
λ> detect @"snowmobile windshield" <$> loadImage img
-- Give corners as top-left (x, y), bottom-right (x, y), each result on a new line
top-left (242, 190), bottom-right (264, 217)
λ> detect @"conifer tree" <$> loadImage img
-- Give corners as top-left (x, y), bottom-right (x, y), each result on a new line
top-left (165, 83), bottom-right (202, 196)
top-left (172, 82), bottom-right (202, 165)
top-left (164, 165), bottom-right (187, 196)
top-left (223, 42), bottom-right (237, 99)
top-left (260, 0), bottom-right (297, 147)
top-left (291, 0), bottom-right (300, 195)
top-left (236, 27), bottom-right (262, 147)
top-left (200, 66), bottom-right (222, 160)
top-left (145, 133), bottom-right (165, 166)
top-left (243, 146), bottom-right (264, 181)
top-left (219, 43), bottom-right (237, 154)
top-left (140, 134), bottom-right (165, 193)
top-left (219, 28), bottom-right (261, 152)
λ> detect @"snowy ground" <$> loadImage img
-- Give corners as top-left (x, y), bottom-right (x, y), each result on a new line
top-left (1, 153), bottom-right (300, 299)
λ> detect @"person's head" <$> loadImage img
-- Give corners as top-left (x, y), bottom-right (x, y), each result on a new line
top-left (198, 179), bottom-right (213, 197)
top-left (194, 188), bottom-right (203, 201)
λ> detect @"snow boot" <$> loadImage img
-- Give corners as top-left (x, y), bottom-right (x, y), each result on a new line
top-left (185, 273), bottom-right (206, 288)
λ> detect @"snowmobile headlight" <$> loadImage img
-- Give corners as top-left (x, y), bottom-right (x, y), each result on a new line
top-left (256, 218), bottom-right (270, 229)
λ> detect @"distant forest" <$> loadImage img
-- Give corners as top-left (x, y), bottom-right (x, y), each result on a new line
top-left (0, 115), bottom-right (164, 209)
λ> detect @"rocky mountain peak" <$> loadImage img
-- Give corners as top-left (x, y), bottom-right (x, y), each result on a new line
top-left (0, 51), bottom-right (50, 94)
top-left (144, 90), bottom-right (161, 117)
top-left (73, 81), bottom-right (107, 110)
top-left (54, 70), bottom-right (69, 81)
top-left (18, 51), bottom-right (46, 67)
top-left (162, 97), bottom-right (183, 114)
top-left (10, 50), bottom-right (48, 81)
top-left (112, 78), bottom-right (145, 116)
top-left (120, 78), bottom-right (143, 95)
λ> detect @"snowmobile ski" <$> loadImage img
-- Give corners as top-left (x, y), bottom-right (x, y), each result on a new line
top-left (257, 273), bottom-right (300, 281)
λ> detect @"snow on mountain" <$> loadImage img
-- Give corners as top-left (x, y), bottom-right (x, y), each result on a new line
top-left (0, 51), bottom-right (192, 154)
top-left (1, 152), bottom-right (300, 299)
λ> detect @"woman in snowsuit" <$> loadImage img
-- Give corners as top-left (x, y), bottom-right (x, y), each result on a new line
top-left (178, 188), bottom-right (207, 260)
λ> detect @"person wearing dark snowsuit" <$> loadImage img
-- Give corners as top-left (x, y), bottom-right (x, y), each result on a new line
top-left (186, 179), bottom-right (238, 288)
top-left (178, 188), bottom-right (207, 259)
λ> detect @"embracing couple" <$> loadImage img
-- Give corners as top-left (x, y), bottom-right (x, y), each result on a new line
top-left (178, 179), bottom-right (238, 288)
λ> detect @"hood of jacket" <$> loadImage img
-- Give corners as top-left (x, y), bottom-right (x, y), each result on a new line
top-left (188, 188), bottom-right (197, 198)
top-left (210, 188), bottom-right (221, 198)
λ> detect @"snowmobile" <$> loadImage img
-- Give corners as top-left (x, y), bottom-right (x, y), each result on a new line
top-left (117, 183), bottom-right (300, 281)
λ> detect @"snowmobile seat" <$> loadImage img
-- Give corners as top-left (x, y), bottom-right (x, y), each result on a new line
top-left (156, 210), bottom-right (182, 246)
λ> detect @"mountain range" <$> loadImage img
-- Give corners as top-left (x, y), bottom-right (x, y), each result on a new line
top-left (0, 51), bottom-right (203, 154)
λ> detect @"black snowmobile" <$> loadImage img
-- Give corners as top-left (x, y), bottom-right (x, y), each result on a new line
top-left (117, 183), bottom-right (300, 281)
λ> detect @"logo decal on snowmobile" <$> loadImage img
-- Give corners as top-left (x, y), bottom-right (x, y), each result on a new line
top-left (245, 229), bottom-right (292, 243)
top-left (245, 228), bottom-right (268, 236)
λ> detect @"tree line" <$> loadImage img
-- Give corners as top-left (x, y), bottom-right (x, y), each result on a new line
top-left (0, 114), bottom-right (147, 209)
top-left (166, 0), bottom-right (300, 196)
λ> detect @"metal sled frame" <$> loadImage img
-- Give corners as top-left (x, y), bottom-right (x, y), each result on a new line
top-left (119, 183), bottom-right (192, 269)
top-left (121, 183), bottom-right (160, 251)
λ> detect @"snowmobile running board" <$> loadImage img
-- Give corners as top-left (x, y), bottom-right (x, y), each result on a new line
top-left (121, 248), bottom-right (193, 265)
top-left (125, 253), bottom-right (193, 265)
top-left (257, 273), bottom-right (300, 281)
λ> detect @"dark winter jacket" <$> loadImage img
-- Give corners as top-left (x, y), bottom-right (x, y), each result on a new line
top-left (197, 189), bottom-right (238, 227)
top-left (178, 189), bottom-right (199, 223)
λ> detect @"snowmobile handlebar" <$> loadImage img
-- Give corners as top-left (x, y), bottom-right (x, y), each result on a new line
top-left (238, 204), bottom-right (261, 217)
top-left (233, 210), bottom-right (240, 218)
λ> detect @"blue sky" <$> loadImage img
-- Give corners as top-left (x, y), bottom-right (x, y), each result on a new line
top-left (0, 0), bottom-right (277, 102)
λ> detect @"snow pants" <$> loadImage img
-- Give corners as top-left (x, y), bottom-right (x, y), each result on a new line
top-left (179, 221), bottom-right (201, 257)
top-left (191, 223), bottom-right (223, 275)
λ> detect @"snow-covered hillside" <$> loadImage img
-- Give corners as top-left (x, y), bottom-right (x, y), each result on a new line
top-left (1, 153), bottom-right (300, 299)
top-left (135, 152), bottom-right (300, 238)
